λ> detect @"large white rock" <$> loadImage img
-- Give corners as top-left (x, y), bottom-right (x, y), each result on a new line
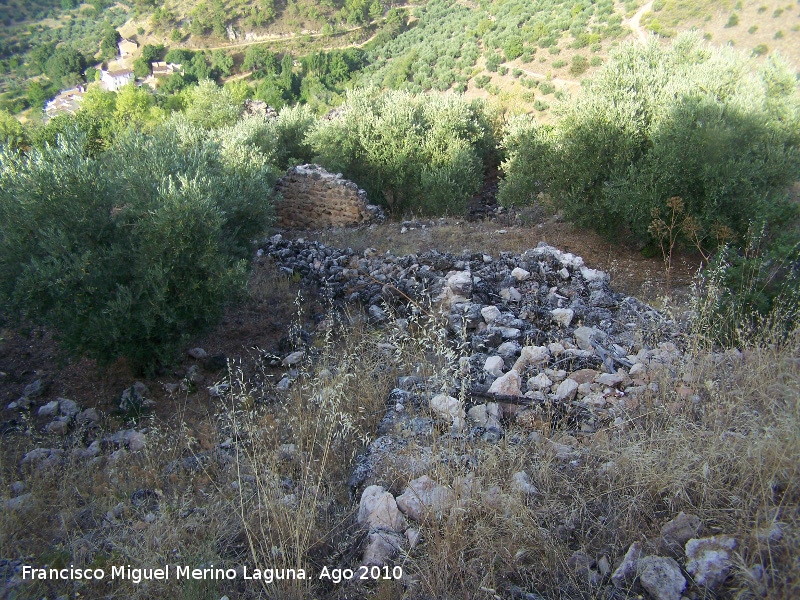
top-left (685, 535), bottom-right (737, 589)
top-left (637, 556), bottom-right (685, 600)
top-left (512, 345), bottom-right (550, 372)
top-left (488, 370), bottom-right (522, 397)
top-left (554, 378), bottom-right (579, 401)
top-left (362, 530), bottom-right (404, 566)
top-left (429, 394), bottom-right (466, 428)
top-left (396, 476), bottom-right (456, 522)
top-left (484, 356), bottom-right (505, 377)
top-left (528, 373), bottom-right (553, 391)
top-left (480, 305), bottom-right (502, 323)
top-left (447, 271), bottom-right (473, 296)
top-left (511, 267), bottom-right (530, 281)
top-left (357, 485), bottom-right (406, 532)
top-left (550, 308), bottom-right (575, 327)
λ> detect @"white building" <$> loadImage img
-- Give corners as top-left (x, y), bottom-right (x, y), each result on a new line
top-left (101, 68), bottom-right (134, 91)
top-left (44, 86), bottom-right (85, 120)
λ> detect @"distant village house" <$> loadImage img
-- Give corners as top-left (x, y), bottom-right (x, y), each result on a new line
top-left (101, 68), bottom-right (134, 91)
top-left (151, 62), bottom-right (183, 78)
top-left (44, 86), bottom-right (85, 120)
top-left (118, 38), bottom-right (138, 58)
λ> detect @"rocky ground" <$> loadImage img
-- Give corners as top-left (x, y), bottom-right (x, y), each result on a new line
top-left (0, 217), bottom-right (796, 599)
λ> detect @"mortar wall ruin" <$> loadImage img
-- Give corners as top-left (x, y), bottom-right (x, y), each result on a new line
top-left (274, 164), bottom-right (384, 229)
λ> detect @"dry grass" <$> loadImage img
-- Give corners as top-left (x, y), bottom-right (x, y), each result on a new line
top-left (1, 245), bottom-right (798, 599)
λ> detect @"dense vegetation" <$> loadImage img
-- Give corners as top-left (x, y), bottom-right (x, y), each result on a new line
top-left (500, 33), bottom-right (800, 337)
top-left (308, 89), bottom-right (496, 215)
top-left (0, 115), bottom-right (278, 372)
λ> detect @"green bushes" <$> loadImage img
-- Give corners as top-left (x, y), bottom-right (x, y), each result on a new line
top-left (307, 89), bottom-right (494, 215)
top-left (0, 121), bottom-right (276, 372)
top-left (499, 34), bottom-right (800, 253)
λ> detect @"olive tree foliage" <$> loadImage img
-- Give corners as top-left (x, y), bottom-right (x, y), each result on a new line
top-left (0, 119), bottom-right (277, 372)
top-left (184, 79), bottom-right (243, 129)
top-left (307, 89), bottom-right (494, 215)
top-left (499, 33), bottom-right (800, 249)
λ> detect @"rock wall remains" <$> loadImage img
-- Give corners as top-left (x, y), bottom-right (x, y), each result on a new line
top-left (274, 164), bottom-right (384, 229)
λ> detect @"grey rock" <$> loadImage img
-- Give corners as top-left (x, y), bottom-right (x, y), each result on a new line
top-left (188, 347), bottom-right (208, 359)
top-left (396, 475), bottom-right (456, 522)
top-left (23, 379), bottom-right (45, 398)
top-left (5, 493), bottom-right (33, 513)
top-left (281, 350), bottom-right (304, 366)
top-left (362, 530), bottom-right (404, 566)
top-left (612, 542), bottom-right (642, 588)
top-left (357, 485), bottom-right (406, 532)
top-left (685, 535), bottom-right (737, 589)
top-left (58, 399), bottom-right (79, 418)
top-left (660, 512), bottom-right (701, 552)
top-left (497, 340), bottom-right (521, 361)
top-left (637, 556), bottom-right (685, 600)
top-left (37, 400), bottom-right (60, 418)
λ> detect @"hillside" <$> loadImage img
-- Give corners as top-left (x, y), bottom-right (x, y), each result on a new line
top-left (3, 0), bottom-right (799, 120)
top-left (0, 2), bottom-right (799, 599)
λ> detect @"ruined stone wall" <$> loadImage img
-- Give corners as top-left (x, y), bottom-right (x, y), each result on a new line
top-left (274, 164), bottom-right (384, 229)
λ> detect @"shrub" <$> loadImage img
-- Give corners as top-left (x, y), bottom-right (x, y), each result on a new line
top-left (474, 74), bottom-right (490, 88)
top-left (725, 13), bottom-right (739, 27)
top-left (307, 89), bottom-right (492, 215)
top-left (0, 122), bottom-right (276, 372)
top-left (184, 79), bottom-right (242, 128)
top-left (539, 81), bottom-right (555, 95)
top-left (499, 34), bottom-right (800, 256)
top-left (552, 59), bottom-right (567, 69)
top-left (569, 54), bottom-right (589, 75)
top-left (752, 44), bottom-right (769, 56)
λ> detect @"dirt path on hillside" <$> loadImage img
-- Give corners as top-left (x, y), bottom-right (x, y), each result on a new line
top-left (517, 68), bottom-right (580, 89)
top-left (628, 0), bottom-right (654, 44)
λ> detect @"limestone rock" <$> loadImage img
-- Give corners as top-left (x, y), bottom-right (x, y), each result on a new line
top-left (685, 535), bottom-right (737, 589)
top-left (660, 512), bottom-right (701, 552)
top-left (396, 475), bottom-right (455, 522)
top-left (468, 402), bottom-right (503, 430)
top-left (550, 308), bottom-right (574, 327)
top-left (488, 370), bottom-right (522, 397)
top-left (612, 542), bottom-right (641, 588)
top-left (512, 346), bottom-right (550, 372)
top-left (484, 356), bottom-right (505, 377)
top-left (511, 267), bottom-right (530, 281)
top-left (362, 530), bottom-right (404, 566)
top-left (429, 394), bottom-right (466, 428)
top-left (357, 485), bottom-right (406, 532)
top-left (554, 378), bottom-right (579, 401)
top-left (637, 556), bottom-right (685, 600)
top-left (527, 373), bottom-right (553, 390)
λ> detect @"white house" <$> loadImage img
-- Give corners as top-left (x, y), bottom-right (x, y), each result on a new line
top-left (101, 68), bottom-right (134, 91)
top-left (151, 61), bottom-right (183, 78)
top-left (44, 86), bottom-right (85, 120)
top-left (118, 38), bottom-right (138, 58)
